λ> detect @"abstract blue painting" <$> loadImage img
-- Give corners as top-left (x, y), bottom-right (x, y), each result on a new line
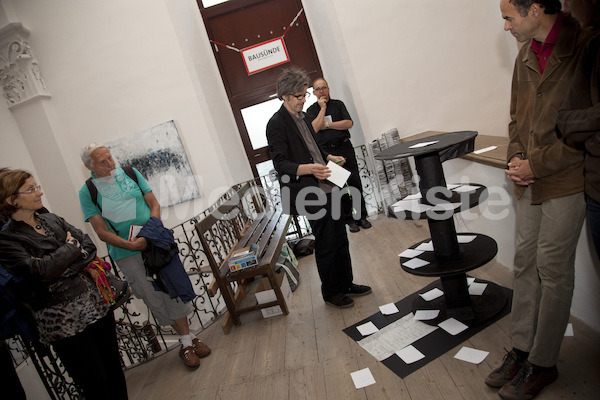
top-left (106, 120), bottom-right (200, 207)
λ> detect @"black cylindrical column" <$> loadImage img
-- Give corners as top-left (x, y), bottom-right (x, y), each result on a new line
top-left (414, 153), bottom-right (459, 258)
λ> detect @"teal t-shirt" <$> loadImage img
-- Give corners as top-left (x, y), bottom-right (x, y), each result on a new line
top-left (79, 167), bottom-right (153, 261)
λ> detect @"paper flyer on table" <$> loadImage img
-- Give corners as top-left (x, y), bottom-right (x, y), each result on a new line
top-left (326, 161), bottom-right (351, 188)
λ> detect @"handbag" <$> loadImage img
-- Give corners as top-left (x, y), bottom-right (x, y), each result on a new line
top-left (105, 272), bottom-right (131, 309)
top-left (86, 257), bottom-right (131, 309)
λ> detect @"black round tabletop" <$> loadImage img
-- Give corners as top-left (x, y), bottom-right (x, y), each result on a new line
top-left (375, 131), bottom-right (478, 160)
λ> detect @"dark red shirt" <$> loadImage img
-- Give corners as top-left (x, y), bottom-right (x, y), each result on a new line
top-left (531, 12), bottom-right (564, 74)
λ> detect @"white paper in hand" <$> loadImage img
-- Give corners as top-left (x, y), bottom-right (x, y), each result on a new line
top-left (326, 161), bottom-right (351, 188)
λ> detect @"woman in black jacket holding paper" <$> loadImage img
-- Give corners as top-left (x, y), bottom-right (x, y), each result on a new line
top-left (0, 168), bottom-right (128, 400)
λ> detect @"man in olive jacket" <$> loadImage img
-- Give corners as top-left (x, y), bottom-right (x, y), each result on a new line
top-left (487, 2), bottom-right (592, 399)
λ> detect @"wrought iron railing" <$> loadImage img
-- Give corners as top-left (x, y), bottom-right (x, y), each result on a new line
top-left (8, 145), bottom-right (380, 399)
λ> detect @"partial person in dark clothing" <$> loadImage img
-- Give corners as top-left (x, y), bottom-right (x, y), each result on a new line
top-left (306, 78), bottom-right (371, 233)
top-left (0, 340), bottom-right (26, 400)
top-left (266, 67), bottom-right (372, 308)
top-left (557, 0), bottom-right (600, 259)
top-left (0, 168), bottom-right (128, 400)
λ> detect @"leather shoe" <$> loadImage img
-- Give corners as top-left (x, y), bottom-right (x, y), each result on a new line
top-left (358, 219), bottom-right (372, 229)
top-left (179, 346), bottom-right (201, 368)
top-left (347, 222), bottom-right (360, 233)
top-left (192, 338), bottom-right (211, 358)
top-left (498, 361), bottom-right (558, 400)
top-left (344, 283), bottom-right (372, 297)
top-left (325, 293), bottom-right (354, 308)
top-left (485, 349), bottom-right (526, 388)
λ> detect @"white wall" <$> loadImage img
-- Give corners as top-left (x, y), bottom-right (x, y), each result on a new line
top-left (304, 0), bottom-right (519, 142)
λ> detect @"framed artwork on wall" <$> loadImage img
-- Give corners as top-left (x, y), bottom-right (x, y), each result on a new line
top-left (106, 120), bottom-right (200, 207)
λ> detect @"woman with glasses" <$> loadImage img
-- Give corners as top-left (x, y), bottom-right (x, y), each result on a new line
top-left (0, 168), bottom-right (128, 400)
top-left (266, 68), bottom-right (372, 309)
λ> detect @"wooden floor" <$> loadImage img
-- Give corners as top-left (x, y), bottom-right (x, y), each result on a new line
top-left (124, 216), bottom-right (600, 400)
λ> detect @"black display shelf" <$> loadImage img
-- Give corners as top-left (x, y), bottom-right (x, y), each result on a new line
top-left (375, 131), bottom-right (506, 324)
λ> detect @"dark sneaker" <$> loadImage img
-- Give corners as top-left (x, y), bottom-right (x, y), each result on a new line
top-left (485, 349), bottom-right (526, 388)
top-left (347, 222), bottom-right (360, 233)
top-left (325, 293), bottom-right (354, 308)
top-left (344, 284), bottom-right (372, 297)
top-left (498, 361), bottom-right (558, 400)
top-left (358, 219), bottom-right (372, 229)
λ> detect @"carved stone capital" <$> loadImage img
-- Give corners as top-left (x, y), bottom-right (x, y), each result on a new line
top-left (0, 22), bottom-right (50, 108)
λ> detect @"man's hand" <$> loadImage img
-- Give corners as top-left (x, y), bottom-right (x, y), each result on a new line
top-left (506, 158), bottom-right (535, 185)
top-left (310, 163), bottom-right (331, 180)
top-left (317, 96), bottom-right (327, 109)
top-left (328, 155), bottom-right (346, 166)
top-left (128, 237), bottom-right (147, 251)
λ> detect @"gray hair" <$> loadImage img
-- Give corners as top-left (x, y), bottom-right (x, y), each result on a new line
top-left (276, 67), bottom-right (310, 100)
top-left (80, 142), bottom-right (108, 168)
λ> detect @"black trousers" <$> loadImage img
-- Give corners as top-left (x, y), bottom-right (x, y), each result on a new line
top-left (308, 193), bottom-right (354, 299)
top-left (52, 312), bottom-right (128, 400)
top-left (324, 140), bottom-right (368, 223)
top-left (0, 340), bottom-right (26, 400)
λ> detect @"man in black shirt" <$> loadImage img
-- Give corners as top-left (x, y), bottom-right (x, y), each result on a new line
top-left (306, 78), bottom-right (371, 233)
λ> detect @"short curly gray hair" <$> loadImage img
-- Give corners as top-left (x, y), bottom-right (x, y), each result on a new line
top-left (80, 142), bottom-right (108, 168)
top-left (276, 67), bottom-right (310, 100)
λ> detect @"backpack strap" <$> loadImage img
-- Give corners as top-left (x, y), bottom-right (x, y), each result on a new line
top-left (122, 165), bottom-right (139, 186)
top-left (86, 166), bottom-right (141, 235)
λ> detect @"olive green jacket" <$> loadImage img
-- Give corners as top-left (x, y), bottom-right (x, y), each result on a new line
top-left (507, 15), bottom-right (591, 204)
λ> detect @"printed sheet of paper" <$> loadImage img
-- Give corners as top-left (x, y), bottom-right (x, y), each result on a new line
top-left (468, 282), bottom-right (488, 296)
top-left (438, 318), bottom-right (468, 336)
top-left (473, 145), bottom-right (498, 154)
top-left (396, 345), bottom-right (425, 364)
top-left (457, 235), bottom-right (477, 243)
top-left (379, 303), bottom-right (400, 315)
top-left (357, 321), bottom-right (379, 336)
top-left (350, 368), bottom-right (376, 389)
top-left (403, 193), bottom-right (422, 200)
top-left (357, 313), bottom-right (438, 361)
top-left (398, 249), bottom-right (424, 258)
top-left (414, 310), bottom-right (440, 321)
top-left (454, 346), bottom-right (489, 364)
top-left (402, 258), bottom-right (430, 270)
top-left (453, 185), bottom-right (479, 193)
top-left (415, 241), bottom-right (434, 251)
top-left (409, 140), bottom-right (439, 149)
top-left (419, 288), bottom-right (444, 301)
top-left (326, 160), bottom-right (351, 188)
top-left (392, 200), bottom-right (432, 214)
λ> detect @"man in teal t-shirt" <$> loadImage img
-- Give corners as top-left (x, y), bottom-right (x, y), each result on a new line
top-left (78, 143), bottom-right (211, 368)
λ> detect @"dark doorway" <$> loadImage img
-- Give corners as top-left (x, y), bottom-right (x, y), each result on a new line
top-left (198, 0), bottom-right (322, 177)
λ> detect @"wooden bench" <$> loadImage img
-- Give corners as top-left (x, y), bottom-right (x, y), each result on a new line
top-left (195, 182), bottom-right (292, 334)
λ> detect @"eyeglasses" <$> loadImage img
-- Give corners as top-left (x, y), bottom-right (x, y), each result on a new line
top-left (292, 92), bottom-right (311, 100)
top-left (313, 86), bottom-right (328, 92)
top-left (17, 185), bottom-right (41, 195)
